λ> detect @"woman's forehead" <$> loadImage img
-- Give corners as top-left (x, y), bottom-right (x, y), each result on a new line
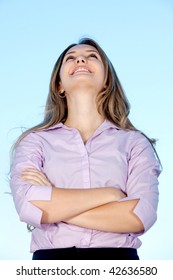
top-left (66, 44), bottom-right (98, 55)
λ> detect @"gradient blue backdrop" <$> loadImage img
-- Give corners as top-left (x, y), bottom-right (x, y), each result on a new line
top-left (0, 0), bottom-right (172, 259)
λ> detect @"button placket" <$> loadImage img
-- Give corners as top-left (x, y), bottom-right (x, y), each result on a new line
top-left (74, 131), bottom-right (91, 189)
top-left (79, 230), bottom-right (93, 247)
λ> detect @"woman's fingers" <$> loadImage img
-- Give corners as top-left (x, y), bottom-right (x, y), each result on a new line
top-left (21, 168), bottom-right (52, 186)
top-left (21, 174), bottom-right (52, 186)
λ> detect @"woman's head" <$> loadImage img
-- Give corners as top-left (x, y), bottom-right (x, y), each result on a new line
top-left (45, 37), bottom-right (132, 129)
top-left (59, 44), bottom-right (106, 101)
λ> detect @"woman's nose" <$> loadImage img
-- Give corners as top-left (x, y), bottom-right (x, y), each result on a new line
top-left (75, 56), bottom-right (86, 64)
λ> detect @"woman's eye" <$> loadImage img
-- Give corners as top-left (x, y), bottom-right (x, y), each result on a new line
top-left (65, 55), bottom-right (74, 61)
top-left (89, 53), bottom-right (98, 59)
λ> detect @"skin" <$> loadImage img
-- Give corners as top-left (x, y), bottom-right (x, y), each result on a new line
top-left (21, 44), bottom-right (144, 233)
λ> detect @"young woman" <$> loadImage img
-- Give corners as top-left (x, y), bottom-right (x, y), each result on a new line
top-left (10, 38), bottom-right (161, 260)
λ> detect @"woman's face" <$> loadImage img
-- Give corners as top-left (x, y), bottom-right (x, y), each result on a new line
top-left (59, 44), bottom-right (106, 95)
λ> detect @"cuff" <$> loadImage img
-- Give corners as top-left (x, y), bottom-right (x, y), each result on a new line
top-left (20, 185), bottom-right (52, 228)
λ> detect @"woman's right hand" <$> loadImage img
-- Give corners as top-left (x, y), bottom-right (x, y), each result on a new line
top-left (21, 168), bottom-right (52, 186)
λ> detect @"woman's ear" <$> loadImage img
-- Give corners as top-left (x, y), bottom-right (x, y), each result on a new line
top-left (103, 84), bottom-right (107, 89)
top-left (58, 81), bottom-right (64, 93)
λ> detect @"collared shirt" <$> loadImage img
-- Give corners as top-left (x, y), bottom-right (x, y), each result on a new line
top-left (10, 119), bottom-right (161, 252)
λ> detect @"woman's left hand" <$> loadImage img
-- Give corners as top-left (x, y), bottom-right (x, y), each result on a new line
top-left (21, 168), bottom-right (52, 186)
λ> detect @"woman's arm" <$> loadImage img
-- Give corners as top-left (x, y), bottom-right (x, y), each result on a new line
top-left (21, 168), bottom-right (126, 224)
top-left (21, 169), bottom-right (143, 233)
top-left (64, 199), bottom-right (144, 233)
top-left (22, 169), bottom-right (143, 233)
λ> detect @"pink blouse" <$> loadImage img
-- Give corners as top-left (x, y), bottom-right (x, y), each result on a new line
top-left (10, 120), bottom-right (161, 252)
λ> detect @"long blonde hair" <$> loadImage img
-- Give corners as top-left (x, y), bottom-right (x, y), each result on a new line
top-left (14, 37), bottom-right (157, 148)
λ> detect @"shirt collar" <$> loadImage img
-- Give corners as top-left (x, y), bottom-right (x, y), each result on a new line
top-left (41, 119), bottom-right (121, 132)
top-left (99, 119), bottom-right (121, 131)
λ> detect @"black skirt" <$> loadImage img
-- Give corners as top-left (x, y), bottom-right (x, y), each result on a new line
top-left (32, 247), bottom-right (139, 260)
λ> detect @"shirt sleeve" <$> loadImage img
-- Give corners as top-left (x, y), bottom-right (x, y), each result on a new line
top-left (10, 132), bottom-right (52, 228)
top-left (119, 131), bottom-right (162, 233)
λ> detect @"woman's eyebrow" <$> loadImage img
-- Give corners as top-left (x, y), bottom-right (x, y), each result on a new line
top-left (85, 50), bottom-right (99, 53)
top-left (65, 49), bottom-right (99, 56)
top-left (65, 51), bottom-right (75, 56)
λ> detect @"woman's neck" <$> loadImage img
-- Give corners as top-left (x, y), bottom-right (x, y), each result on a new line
top-left (64, 94), bottom-right (105, 141)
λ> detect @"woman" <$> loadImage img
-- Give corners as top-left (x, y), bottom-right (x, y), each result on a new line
top-left (10, 38), bottom-right (161, 260)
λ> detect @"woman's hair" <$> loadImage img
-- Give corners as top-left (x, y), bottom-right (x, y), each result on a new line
top-left (14, 37), bottom-right (157, 147)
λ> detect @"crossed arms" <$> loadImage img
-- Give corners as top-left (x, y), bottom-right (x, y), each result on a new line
top-left (21, 168), bottom-right (144, 233)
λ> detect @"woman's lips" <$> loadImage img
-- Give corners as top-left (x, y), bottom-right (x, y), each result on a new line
top-left (72, 66), bottom-right (91, 75)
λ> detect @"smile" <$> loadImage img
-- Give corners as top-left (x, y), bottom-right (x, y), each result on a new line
top-left (72, 67), bottom-right (91, 75)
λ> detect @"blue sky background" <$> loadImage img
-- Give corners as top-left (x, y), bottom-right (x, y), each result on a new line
top-left (0, 0), bottom-right (172, 260)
